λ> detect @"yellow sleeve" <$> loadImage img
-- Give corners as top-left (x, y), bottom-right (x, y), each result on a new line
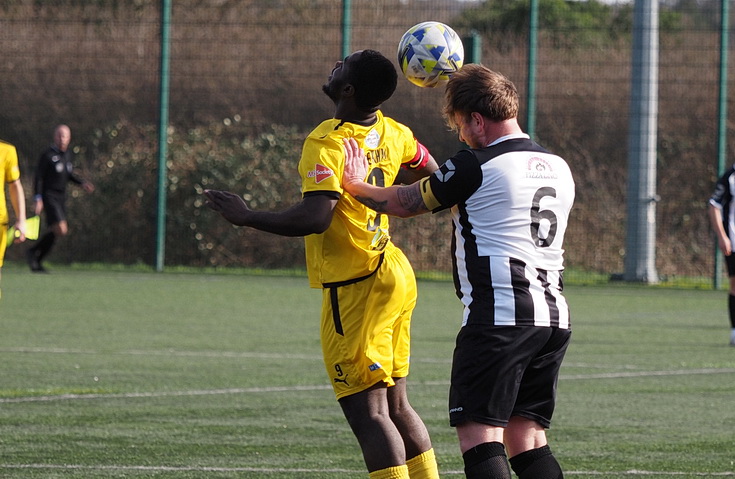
top-left (2, 143), bottom-right (20, 183)
top-left (299, 126), bottom-right (343, 197)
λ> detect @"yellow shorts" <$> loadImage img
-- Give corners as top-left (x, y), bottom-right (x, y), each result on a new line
top-left (0, 226), bottom-right (7, 267)
top-left (320, 246), bottom-right (417, 400)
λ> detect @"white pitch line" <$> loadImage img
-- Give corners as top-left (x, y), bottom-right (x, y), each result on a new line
top-left (1, 464), bottom-right (733, 476)
top-left (2, 346), bottom-right (734, 405)
top-left (0, 464), bottom-right (362, 474)
top-left (3, 367), bottom-right (735, 404)
top-left (0, 346), bottom-right (324, 361)
top-left (0, 384), bottom-right (333, 404)
top-left (0, 346), bottom-right (668, 368)
top-left (560, 367), bottom-right (735, 380)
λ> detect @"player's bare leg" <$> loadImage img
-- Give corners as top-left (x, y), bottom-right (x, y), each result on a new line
top-left (387, 377), bottom-right (440, 478)
top-left (339, 382), bottom-right (407, 475)
top-left (728, 276), bottom-right (735, 345)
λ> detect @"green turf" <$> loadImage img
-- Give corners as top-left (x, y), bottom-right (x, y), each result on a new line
top-left (1, 264), bottom-right (734, 478)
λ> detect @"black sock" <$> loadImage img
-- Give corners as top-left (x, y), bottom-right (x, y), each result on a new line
top-left (35, 232), bottom-right (56, 261)
top-left (463, 441), bottom-right (511, 479)
top-left (509, 445), bottom-right (563, 479)
top-left (729, 295), bottom-right (735, 329)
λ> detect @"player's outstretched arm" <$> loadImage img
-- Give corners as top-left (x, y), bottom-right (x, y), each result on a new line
top-left (204, 189), bottom-right (336, 237)
top-left (8, 179), bottom-right (27, 242)
top-left (341, 138), bottom-right (430, 218)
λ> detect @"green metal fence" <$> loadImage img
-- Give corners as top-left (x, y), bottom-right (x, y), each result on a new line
top-left (1, 0), bottom-right (732, 287)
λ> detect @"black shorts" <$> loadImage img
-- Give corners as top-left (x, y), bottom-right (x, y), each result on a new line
top-left (448, 325), bottom-right (571, 429)
top-left (726, 253), bottom-right (735, 277)
top-left (42, 191), bottom-right (67, 226)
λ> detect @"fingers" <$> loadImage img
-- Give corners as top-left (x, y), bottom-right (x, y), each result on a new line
top-left (204, 189), bottom-right (235, 200)
top-left (203, 189), bottom-right (224, 211)
top-left (343, 138), bottom-right (368, 166)
top-left (344, 137), bottom-right (358, 154)
top-left (203, 189), bottom-right (243, 213)
top-left (342, 137), bottom-right (362, 158)
top-left (203, 189), bottom-right (230, 202)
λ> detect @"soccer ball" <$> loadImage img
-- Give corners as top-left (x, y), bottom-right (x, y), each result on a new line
top-left (397, 21), bottom-right (464, 88)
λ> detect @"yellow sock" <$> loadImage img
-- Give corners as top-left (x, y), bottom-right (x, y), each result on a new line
top-left (369, 464), bottom-right (410, 479)
top-left (407, 448), bottom-right (440, 479)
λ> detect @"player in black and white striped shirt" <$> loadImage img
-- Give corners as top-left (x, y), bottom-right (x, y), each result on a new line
top-left (342, 64), bottom-right (574, 479)
top-left (708, 165), bottom-right (735, 346)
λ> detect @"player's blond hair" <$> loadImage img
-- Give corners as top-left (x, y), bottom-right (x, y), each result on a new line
top-left (442, 64), bottom-right (519, 132)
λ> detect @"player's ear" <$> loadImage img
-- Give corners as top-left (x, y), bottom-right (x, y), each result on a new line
top-left (470, 111), bottom-right (484, 127)
top-left (342, 84), bottom-right (355, 98)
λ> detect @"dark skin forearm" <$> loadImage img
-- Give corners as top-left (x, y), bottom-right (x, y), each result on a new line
top-left (203, 189), bottom-right (337, 236)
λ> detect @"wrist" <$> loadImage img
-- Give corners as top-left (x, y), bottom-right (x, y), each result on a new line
top-left (342, 177), bottom-right (364, 195)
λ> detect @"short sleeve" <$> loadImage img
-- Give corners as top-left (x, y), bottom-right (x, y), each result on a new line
top-left (424, 150), bottom-right (483, 212)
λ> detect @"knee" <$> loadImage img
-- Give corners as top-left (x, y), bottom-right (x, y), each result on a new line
top-left (504, 417), bottom-right (548, 457)
top-left (388, 395), bottom-right (412, 419)
top-left (348, 408), bottom-right (393, 439)
top-left (340, 394), bottom-right (390, 434)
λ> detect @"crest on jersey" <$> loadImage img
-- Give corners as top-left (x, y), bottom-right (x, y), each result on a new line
top-left (365, 129), bottom-right (380, 149)
top-left (526, 156), bottom-right (558, 179)
top-left (307, 164), bottom-right (334, 183)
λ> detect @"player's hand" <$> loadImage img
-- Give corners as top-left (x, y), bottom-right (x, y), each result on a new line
top-left (719, 236), bottom-right (732, 256)
top-left (203, 189), bottom-right (253, 226)
top-left (342, 138), bottom-right (368, 194)
top-left (12, 218), bottom-right (27, 244)
top-left (34, 198), bottom-right (44, 216)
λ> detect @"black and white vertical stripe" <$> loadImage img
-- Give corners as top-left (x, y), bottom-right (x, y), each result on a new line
top-left (453, 219), bottom-right (571, 329)
top-left (438, 138), bottom-right (574, 329)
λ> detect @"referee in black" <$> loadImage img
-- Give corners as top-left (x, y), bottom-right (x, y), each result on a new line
top-left (27, 124), bottom-right (94, 272)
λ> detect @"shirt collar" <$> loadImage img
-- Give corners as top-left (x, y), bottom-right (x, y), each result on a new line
top-left (487, 133), bottom-right (530, 147)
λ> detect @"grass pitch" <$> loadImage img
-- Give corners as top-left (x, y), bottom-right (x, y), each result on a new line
top-left (1, 264), bottom-right (734, 478)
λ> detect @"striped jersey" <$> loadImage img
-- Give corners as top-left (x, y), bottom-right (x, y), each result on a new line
top-left (419, 134), bottom-right (575, 328)
top-left (299, 111), bottom-right (427, 288)
top-left (709, 164), bottom-right (735, 240)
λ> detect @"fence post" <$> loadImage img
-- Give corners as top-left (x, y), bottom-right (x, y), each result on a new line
top-left (156, 0), bottom-right (172, 272)
top-left (341, 0), bottom-right (351, 59)
top-left (526, 0), bottom-right (538, 140)
top-left (624, 0), bottom-right (659, 284)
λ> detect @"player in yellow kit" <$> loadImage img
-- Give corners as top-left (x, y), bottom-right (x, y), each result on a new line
top-left (0, 140), bottom-right (27, 299)
top-left (300, 110), bottom-right (426, 396)
top-left (205, 50), bottom-right (440, 479)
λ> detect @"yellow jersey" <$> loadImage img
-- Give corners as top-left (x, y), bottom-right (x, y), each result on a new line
top-left (299, 111), bottom-right (423, 288)
top-left (0, 141), bottom-right (21, 226)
